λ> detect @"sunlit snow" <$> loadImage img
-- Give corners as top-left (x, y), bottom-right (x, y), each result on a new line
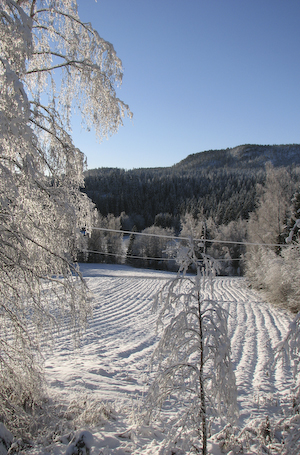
top-left (34, 263), bottom-right (294, 454)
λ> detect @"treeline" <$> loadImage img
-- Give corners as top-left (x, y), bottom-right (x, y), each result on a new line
top-left (81, 145), bottom-right (300, 309)
top-left (80, 211), bottom-right (248, 276)
top-left (245, 164), bottom-right (300, 312)
top-left (83, 167), bottom-right (263, 229)
top-left (83, 144), bottom-right (300, 230)
top-left (80, 163), bottom-right (300, 313)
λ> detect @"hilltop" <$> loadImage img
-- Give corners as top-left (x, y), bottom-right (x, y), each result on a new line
top-left (83, 144), bottom-right (300, 228)
top-left (173, 144), bottom-right (300, 171)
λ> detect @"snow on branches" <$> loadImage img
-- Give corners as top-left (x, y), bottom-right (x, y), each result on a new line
top-left (145, 239), bottom-right (238, 454)
top-left (0, 0), bottom-right (131, 437)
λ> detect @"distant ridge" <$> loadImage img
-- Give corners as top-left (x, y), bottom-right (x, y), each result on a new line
top-left (83, 143), bottom-right (300, 229)
top-left (173, 144), bottom-right (300, 171)
top-left (85, 144), bottom-right (300, 175)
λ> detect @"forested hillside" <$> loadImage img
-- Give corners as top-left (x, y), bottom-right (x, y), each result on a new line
top-left (83, 144), bottom-right (300, 229)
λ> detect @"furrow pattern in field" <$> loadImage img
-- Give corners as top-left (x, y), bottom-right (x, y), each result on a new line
top-left (45, 269), bottom-right (170, 402)
top-left (45, 265), bottom-right (294, 422)
top-left (208, 276), bottom-right (293, 423)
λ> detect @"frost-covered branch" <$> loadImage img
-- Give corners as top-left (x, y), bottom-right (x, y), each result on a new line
top-left (0, 0), bottom-right (131, 437)
top-left (144, 239), bottom-right (238, 454)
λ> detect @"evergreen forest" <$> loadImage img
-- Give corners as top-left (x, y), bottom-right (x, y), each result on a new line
top-left (83, 144), bottom-right (300, 230)
top-left (82, 144), bottom-right (300, 286)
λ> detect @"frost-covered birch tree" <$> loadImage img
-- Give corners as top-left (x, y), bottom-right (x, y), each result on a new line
top-left (270, 213), bottom-right (300, 454)
top-left (145, 240), bottom-right (238, 454)
top-left (0, 0), bottom-right (131, 436)
top-left (272, 297), bottom-right (300, 454)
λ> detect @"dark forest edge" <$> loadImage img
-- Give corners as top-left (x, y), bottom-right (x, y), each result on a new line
top-left (82, 144), bottom-right (300, 228)
top-left (80, 145), bottom-right (300, 313)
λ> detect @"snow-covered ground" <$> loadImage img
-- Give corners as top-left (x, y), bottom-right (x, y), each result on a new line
top-left (33, 263), bottom-right (295, 454)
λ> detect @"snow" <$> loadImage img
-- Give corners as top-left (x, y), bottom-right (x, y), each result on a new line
top-left (31, 264), bottom-right (293, 454)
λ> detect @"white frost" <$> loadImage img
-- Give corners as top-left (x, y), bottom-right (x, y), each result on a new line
top-left (41, 263), bottom-right (293, 454)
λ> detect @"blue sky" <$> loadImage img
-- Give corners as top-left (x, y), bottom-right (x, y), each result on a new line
top-left (73, 0), bottom-right (300, 170)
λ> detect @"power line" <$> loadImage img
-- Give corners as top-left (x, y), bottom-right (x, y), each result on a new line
top-left (82, 249), bottom-right (242, 262)
top-left (88, 226), bottom-right (290, 248)
top-left (82, 249), bottom-right (171, 262)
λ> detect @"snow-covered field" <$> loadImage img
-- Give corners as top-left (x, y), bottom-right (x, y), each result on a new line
top-left (38, 263), bottom-right (295, 454)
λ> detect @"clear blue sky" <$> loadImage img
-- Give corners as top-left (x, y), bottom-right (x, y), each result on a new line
top-left (73, 0), bottom-right (300, 170)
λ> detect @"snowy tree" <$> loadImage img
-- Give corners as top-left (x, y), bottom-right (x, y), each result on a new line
top-left (126, 224), bottom-right (137, 266)
top-left (88, 213), bottom-right (123, 263)
top-left (247, 163), bottom-right (293, 248)
top-left (273, 285), bottom-right (300, 454)
top-left (286, 190), bottom-right (300, 244)
top-left (245, 165), bottom-right (300, 311)
top-left (180, 212), bottom-right (207, 241)
top-left (267, 195), bottom-right (300, 453)
top-left (245, 164), bottom-right (296, 305)
top-left (129, 225), bottom-right (175, 270)
top-left (145, 240), bottom-right (238, 454)
top-left (0, 0), bottom-right (131, 436)
top-left (207, 218), bottom-right (247, 276)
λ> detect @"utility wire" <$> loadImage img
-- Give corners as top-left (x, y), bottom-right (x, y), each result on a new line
top-left (82, 249), bottom-right (171, 262)
top-left (82, 248), bottom-right (241, 262)
top-left (88, 226), bottom-right (290, 248)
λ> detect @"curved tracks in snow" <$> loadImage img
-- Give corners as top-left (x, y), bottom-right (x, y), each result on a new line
top-left (213, 277), bottom-right (293, 421)
top-left (45, 265), bottom-right (170, 403)
top-left (45, 264), bottom-right (293, 423)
